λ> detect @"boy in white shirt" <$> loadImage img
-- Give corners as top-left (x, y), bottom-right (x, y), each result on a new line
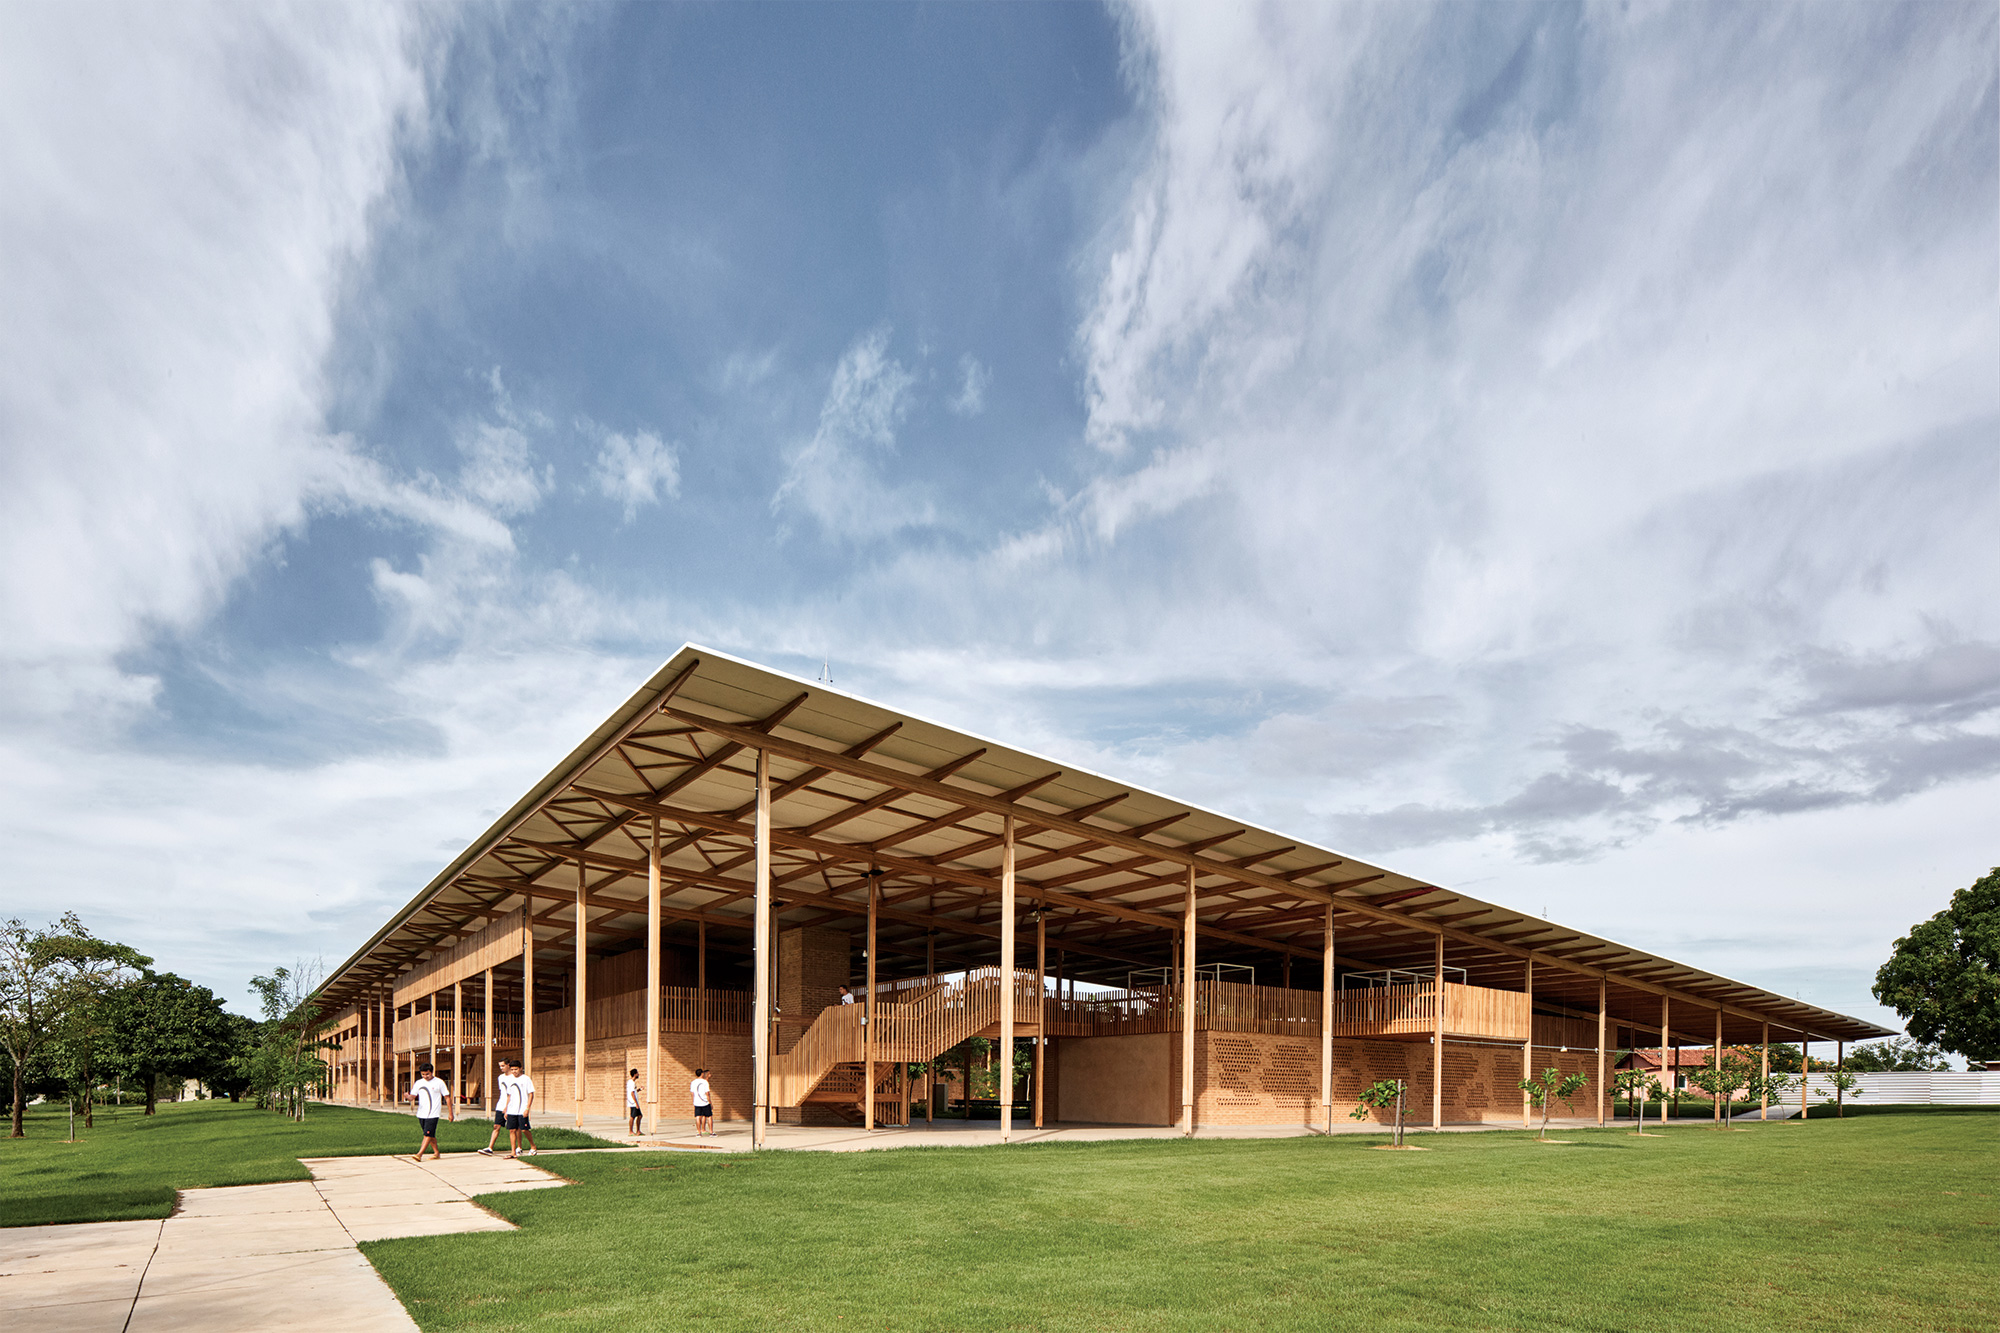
top-left (405, 1062), bottom-right (452, 1162)
top-left (507, 1060), bottom-right (539, 1157)
top-left (690, 1068), bottom-right (714, 1137)
top-left (626, 1068), bottom-right (643, 1136)
top-left (479, 1068), bottom-right (516, 1156)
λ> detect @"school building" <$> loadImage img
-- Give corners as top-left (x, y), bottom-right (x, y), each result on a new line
top-left (314, 646), bottom-right (1891, 1143)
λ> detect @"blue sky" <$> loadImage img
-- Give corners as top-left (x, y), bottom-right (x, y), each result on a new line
top-left (2, 1), bottom-right (1995, 1040)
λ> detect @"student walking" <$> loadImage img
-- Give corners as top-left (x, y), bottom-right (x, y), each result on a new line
top-left (626, 1069), bottom-right (644, 1135)
top-left (406, 1062), bottom-right (452, 1162)
top-left (507, 1060), bottom-right (539, 1157)
top-left (690, 1068), bottom-right (714, 1137)
top-left (479, 1065), bottom-right (516, 1156)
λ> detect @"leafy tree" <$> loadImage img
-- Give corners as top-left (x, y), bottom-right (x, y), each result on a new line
top-left (245, 965), bottom-right (331, 1120)
top-left (1742, 1066), bottom-right (1794, 1113)
top-left (1611, 1068), bottom-right (1651, 1119)
top-left (1817, 1068), bottom-right (1864, 1117)
top-left (1518, 1067), bottom-right (1589, 1141)
top-left (0, 915), bottom-right (148, 1137)
top-left (202, 1012), bottom-right (260, 1101)
top-left (1686, 1048), bottom-right (1754, 1122)
top-left (100, 971), bottom-right (234, 1115)
top-left (1349, 1078), bottom-right (1410, 1146)
top-left (1873, 867), bottom-right (2000, 1063)
top-left (1843, 1037), bottom-right (1951, 1072)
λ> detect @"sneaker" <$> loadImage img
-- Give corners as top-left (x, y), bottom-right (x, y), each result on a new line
top-left (522, 1148), bottom-right (537, 1156)
top-left (476, 1147), bottom-right (494, 1156)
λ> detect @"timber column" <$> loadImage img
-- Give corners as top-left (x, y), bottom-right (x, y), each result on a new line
top-left (522, 913), bottom-right (535, 1108)
top-left (865, 872), bottom-right (878, 1131)
top-left (1658, 995), bottom-right (1668, 1127)
top-left (575, 856), bottom-right (589, 1125)
top-left (1319, 905), bottom-right (1334, 1135)
top-left (1033, 910), bottom-right (1046, 1130)
top-left (1430, 934), bottom-right (1444, 1130)
top-left (453, 979), bottom-right (464, 1109)
top-left (1522, 959), bottom-right (1533, 1127)
top-left (1760, 1022), bottom-right (1770, 1119)
top-left (751, 748), bottom-right (772, 1149)
top-left (1596, 978), bottom-right (1607, 1127)
top-left (1180, 865), bottom-right (1196, 1137)
top-left (1714, 1007), bottom-right (1724, 1123)
top-left (646, 816), bottom-right (662, 1130)
top-left (999, 813), bottom-right (1016, 1143)
top-left (483, 967), bottom-right (494, 1112)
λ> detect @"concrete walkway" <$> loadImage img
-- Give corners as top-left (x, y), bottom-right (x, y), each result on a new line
top-left (0, 1153), bottom-right (565, 1332)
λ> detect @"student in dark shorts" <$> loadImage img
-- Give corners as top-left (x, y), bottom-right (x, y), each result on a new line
top-left (479, 1065), bottom-right (516, 1156)
top-left (690, 1067), bottom-right (714, 1137)
top-left (506, 1059), bottom-right (539, 1158)
top-left (626, 1068), bottom-right (644, 1135)
top-left (406, 1062), bottom-right (452, 1162)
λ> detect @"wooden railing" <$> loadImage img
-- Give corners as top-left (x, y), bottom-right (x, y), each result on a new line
top-left (532, 986), bottom-right (754, 1049)
top-left (392, 1011), bottom-right (525, 1054)
top-left (770, 966), bottom-right (1040, 1107)
top-left (1046, 980), bottom-right (1530, 1043)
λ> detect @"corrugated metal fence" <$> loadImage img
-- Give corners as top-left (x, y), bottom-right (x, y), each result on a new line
top-left (1804, 1072), bottom-right (2000, 1105)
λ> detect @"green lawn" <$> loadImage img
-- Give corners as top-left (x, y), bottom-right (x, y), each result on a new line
top-left (364, 1110), bottom-right (1999, 1333)
top-left (0, 1099), bottom-right (614, 1227)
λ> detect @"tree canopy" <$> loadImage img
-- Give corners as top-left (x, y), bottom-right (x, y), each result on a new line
top-left (1873, 867), bottom-right (1999, 1064)
top-left (0, 914), bottom-right (148, 1137)
top-left (100, 970), bottom-right (236, 1115)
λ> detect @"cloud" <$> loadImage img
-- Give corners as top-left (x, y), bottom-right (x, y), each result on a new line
top-left (0, 2), bottom-right (444, 720)
top-left (948, 354), bottom-right (990, 416)
top-left (771, 329), bottom-right (936, 541)
top-left (592, 430), bottom-right (680, 521)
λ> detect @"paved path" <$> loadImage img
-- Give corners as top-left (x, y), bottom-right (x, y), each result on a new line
top-left (0, 1153), bottom-right (565, 1333)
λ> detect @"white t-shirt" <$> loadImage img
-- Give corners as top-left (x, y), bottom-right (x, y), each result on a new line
top-left (513, 1073), bottom-right (536, 1111)
top-left (626, 1077), bottom-right (640, 1109)
top-left (839, 992), bottom-right (855, 1004)
top-left (495, 1073), bottom-right (517, 1116)
top-left (690, 1076), bottom-right (712, 1107)
top-left (412, 1076), bottom-right (448, 1119)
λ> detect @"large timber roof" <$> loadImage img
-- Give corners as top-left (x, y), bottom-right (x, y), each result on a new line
top-left (319, 645), bottom-right (1892, 1045)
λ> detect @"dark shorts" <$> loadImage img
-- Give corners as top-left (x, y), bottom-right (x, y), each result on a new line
top-left (694, 1104), bottom-right (713, 1118)
top-left (628, 1105), bottom-right (642, 1118)
top-left (493, 1109), bottom-right (506, 1125)
top-left (419, 1117), bottom-right (439, 1137)
top-left (506, 1114), bottom-right (530, 1131)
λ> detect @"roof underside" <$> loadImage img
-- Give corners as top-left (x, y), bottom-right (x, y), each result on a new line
top-left (319, 646), bottom-right (1893, 1045)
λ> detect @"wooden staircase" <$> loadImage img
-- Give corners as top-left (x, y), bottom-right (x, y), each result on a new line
top-left (771, 967), bottom-right (1041, 1111)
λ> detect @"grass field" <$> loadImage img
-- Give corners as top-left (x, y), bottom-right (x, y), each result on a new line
top-left (0, 1099), bottom-right (613, 1227)
top-left (361, 1108), bottom-right (1999, 1333)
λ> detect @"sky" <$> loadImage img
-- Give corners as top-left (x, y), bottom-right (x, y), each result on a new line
top-left (1, 1), bottom-right (1994, 1043)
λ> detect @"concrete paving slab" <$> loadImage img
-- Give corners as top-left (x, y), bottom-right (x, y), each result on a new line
top-left (129, 1249), bottom-right (415, 1333)
top-left (0, 1263), bottom-right (146, 1311)
top-left (173, 1181), bottom-right (325, 1217)
top-left (0, 1219), bottom-right (160, 1273)
top-left (0, 1288), bottom-right (139, 1333)
top-left (340, 1200), bottom-right (515, 1244)
top-left (151, 1208), bottom-right (352, 1260)
top-left (312, 1181), bottom-right (467, 1208)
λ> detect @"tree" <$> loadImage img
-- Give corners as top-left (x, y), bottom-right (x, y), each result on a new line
top-left (1349, 1078), bottom-right (1410, 1146)
top-left (100, 971), bottom-right (234, 1115)
top-left (1873, 867), bottom-right (2000, 1064)
top-left (0, 915), bottom-right (148, 1137)
top-left (1843, 1037), bottom-right (1951, 1071)
top-left (245, 965), bottom-right (331, 1120)
top-left (202, 1012), bottom-right (260, 1101)
top-left (1817, 1069), bottom-right (1864, 1118)
top-left (1611, 1068), bottom-right (1651, 1119)
top-left (1742, 1066), bottom-right (1794, 1114)
top-left (1518, 1067), bottom-right (1589, 1141)
top-left (1685, 1048), bottom-right (1754, 1123)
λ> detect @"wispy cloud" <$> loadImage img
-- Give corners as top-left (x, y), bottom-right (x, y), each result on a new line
top-left (771, 329), bottom-right (935, 542)
top-left (592, 430), bottom-right (680, 522)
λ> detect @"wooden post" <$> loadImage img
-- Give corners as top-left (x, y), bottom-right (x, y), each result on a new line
top-left (1799, 1034), bottom-right (1808, 1120)
top-left (646, 816), bottom-right (661, 1128)
top-left (427, 992), bottom-right (436, 1081)
top-left (697, 919), bottom-right (708, 1068)
top-left (375, 991), bottom-right (384, 1104)
top-left (1522, 959), bottom-right (1533, 1127)
top-left (1034, 910), bottom-right (1046, 1129)
top-left (1431, 934), bottom-right (1444, 1130)
top-left (1713, 1007), bottom-right (1724, 1123)
top-left (1181, 865), bottom-right (1196, 1137)
top-left (1319, 904), bottom-right (1334, 1135)
top-left (1761, 1022), bottom-right (1770, 1119)
top-left (575, 856), bottom-right (588, 1125)
top-left (483, 967), bottom-right (494, 1113)
top-left (865, 871), bottom-right (878, 1131)
top-left (453, 979), bottom-right (463, 1108)
top-left (999, 813), bottom-right (1016, 1143)
top-left (1596, 977), bottom-right (1607, 1127)
top-left (752, 748), bottom-right (771, 1149)
top-left (523, 915), bottom-right (535, 1103)
top-left (1658, 995), bottom-right (1668, 1127)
